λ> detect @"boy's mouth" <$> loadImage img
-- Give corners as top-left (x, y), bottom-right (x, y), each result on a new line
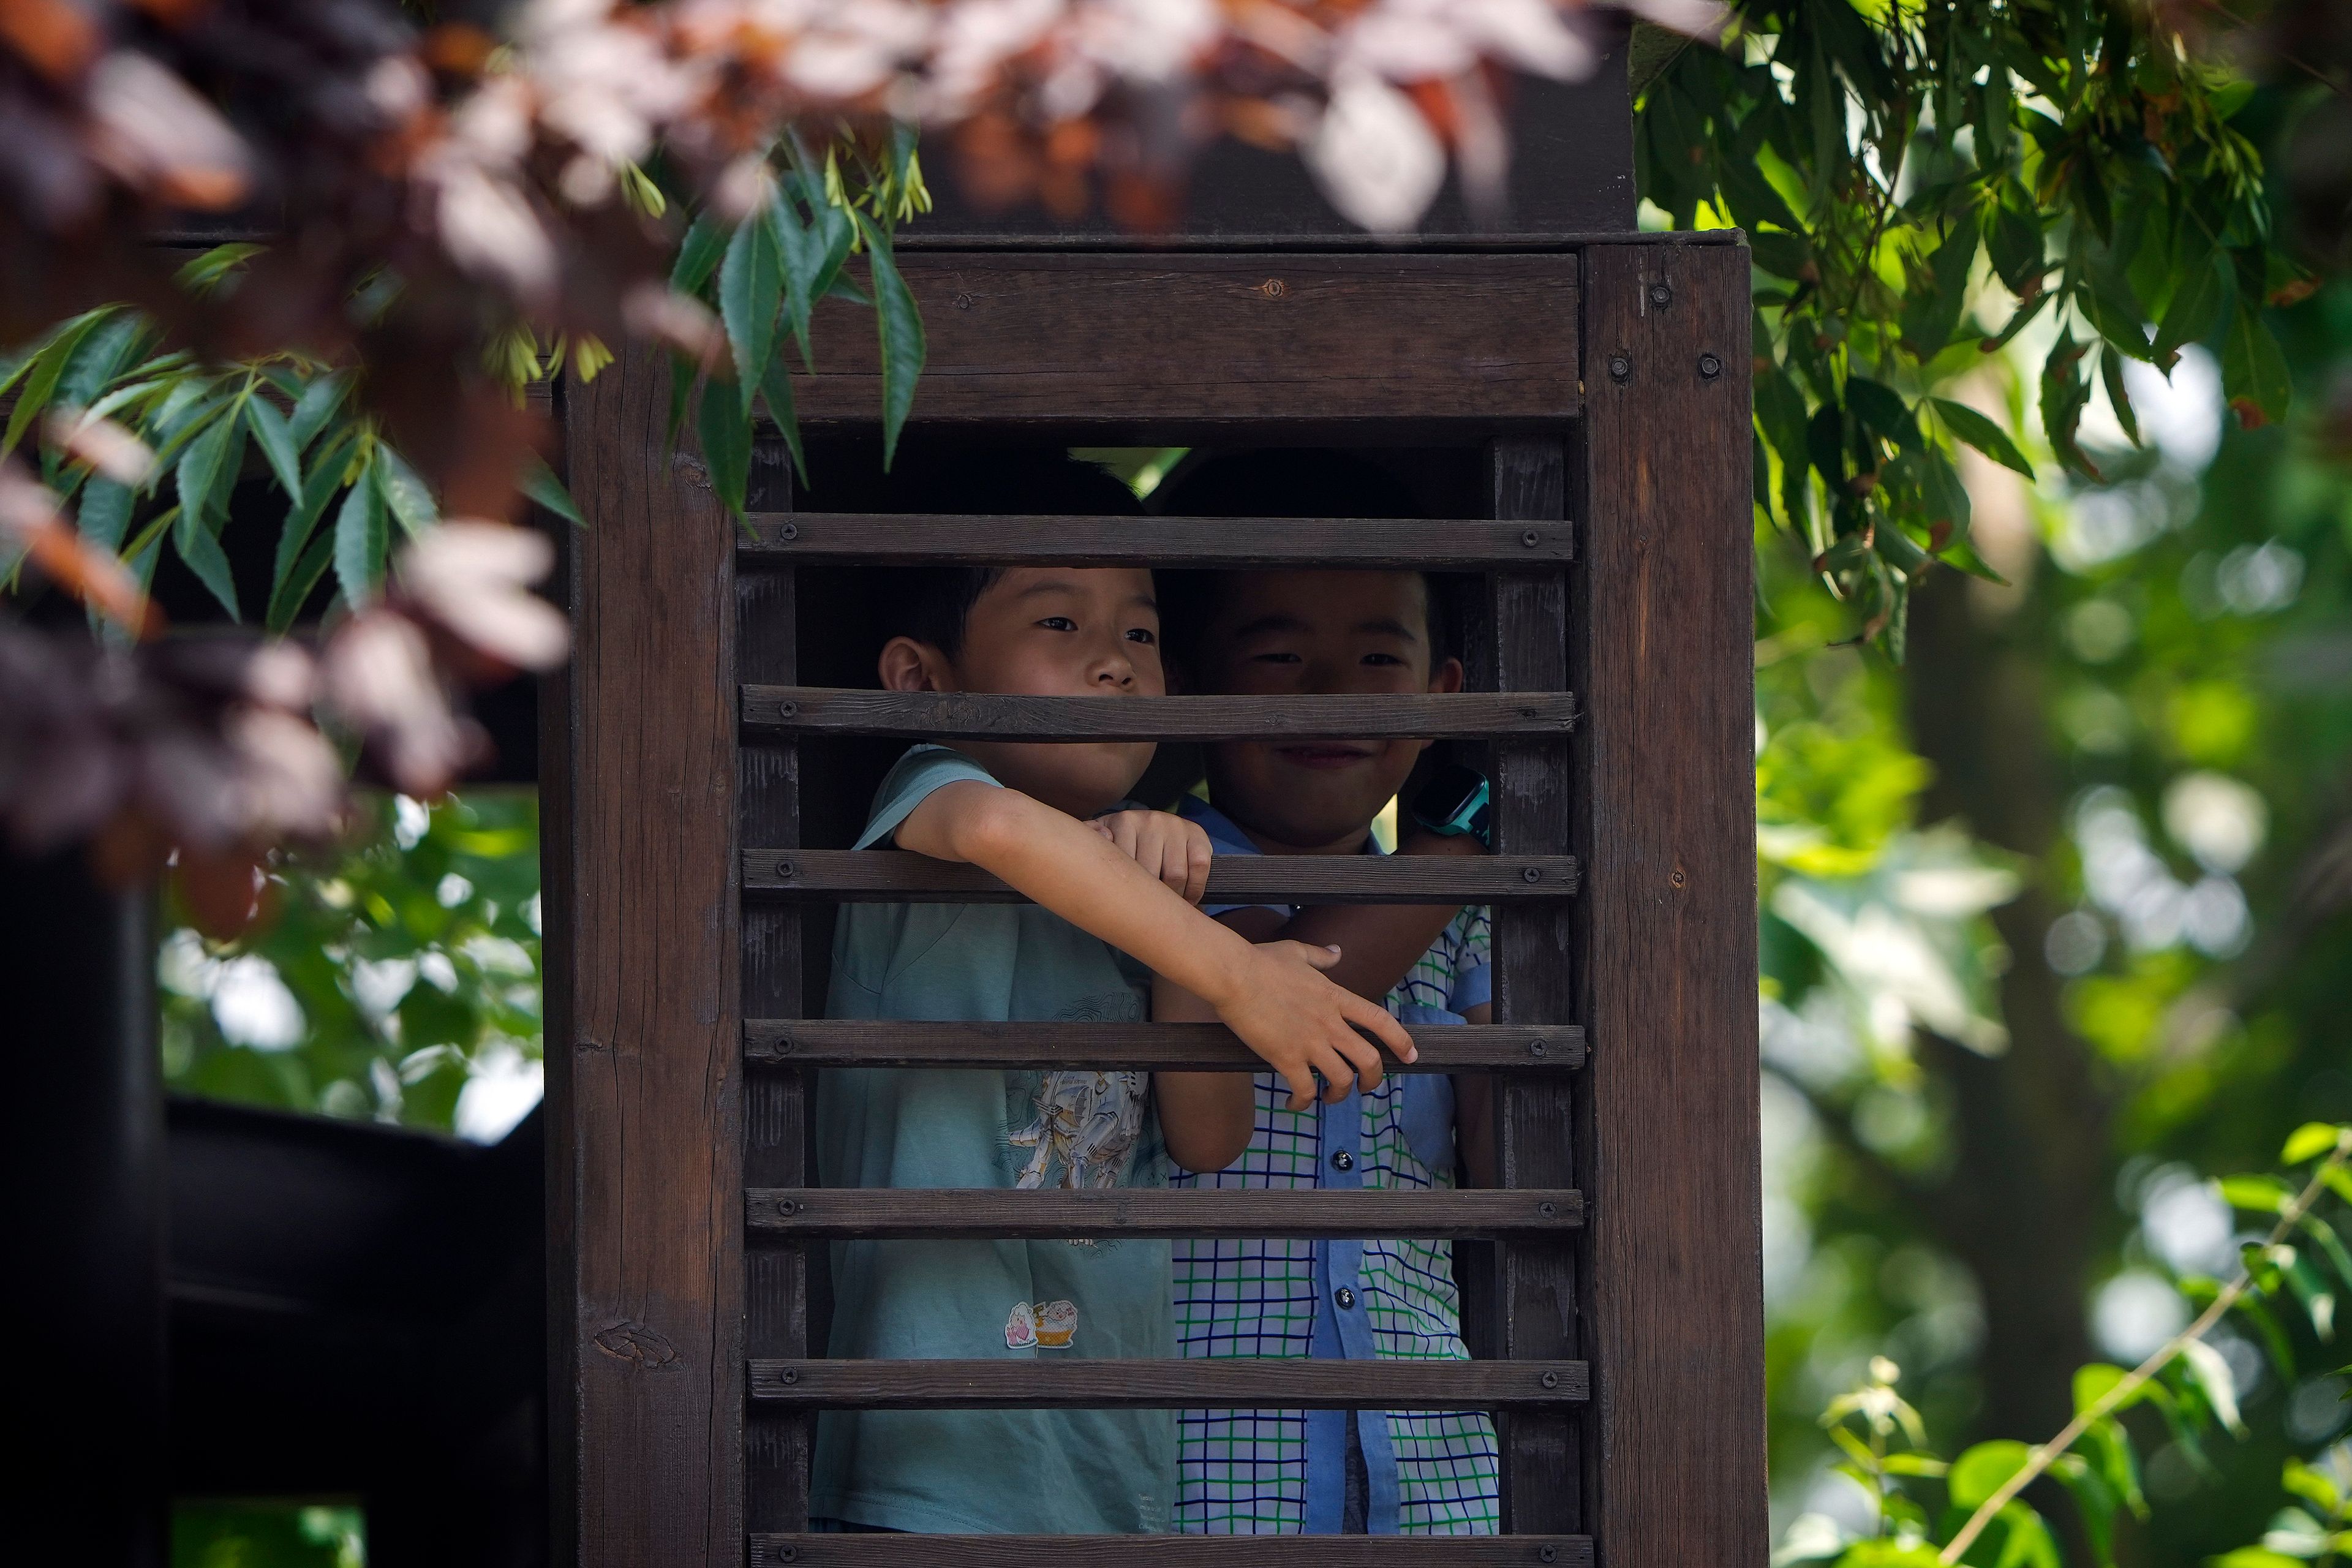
top-left (1273, 743), bottom-right (1378, 771)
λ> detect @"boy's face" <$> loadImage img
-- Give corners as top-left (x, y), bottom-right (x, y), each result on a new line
top-left (1189, 570), bottom-right (1463, 853)
top-left (879, 566), bottom-right (1163, 817)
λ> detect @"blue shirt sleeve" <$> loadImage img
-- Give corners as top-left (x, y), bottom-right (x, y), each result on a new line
top-left (853, 745), bottom-right (1003, 850)
top-left (1177, 796), bottom-right (1294, 921)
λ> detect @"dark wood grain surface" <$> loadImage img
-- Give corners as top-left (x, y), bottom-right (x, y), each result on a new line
top-left (744, 850), bottom-right (1579, 902)
top-left (739, 512), bottom-right (1573, 566)
top-left (748, 1536), bottom-right (1593, 1566)
top-left (1581, 242), bottom-right (1769, 1564)
top-left (547, 349), bottom-right (744, 1566)
top-left (788, 254), bottom-right (1580, 426)
top-left (739, 440), bottom-right (809, 1535)
top-left (744, 1187), bottom-right (1584, 1239)
top-left (742, 687), bottom-right (1578, 740)
top-left (1488, 439), bottom-right (1585, 1536)
top-left (748, 1359), bottom-right (1589, 1409)
top-left (743, 1019), bottom-right (1586, 1071)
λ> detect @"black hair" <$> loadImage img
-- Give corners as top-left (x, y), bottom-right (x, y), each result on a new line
top-left (871, 449), bottom-right (1148, 660)
top-left (1150, 450), bottom-right (1449, 666)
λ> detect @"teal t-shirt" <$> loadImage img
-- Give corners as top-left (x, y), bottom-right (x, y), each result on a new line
top-left (812, 745), bottom-right (1176, 1534)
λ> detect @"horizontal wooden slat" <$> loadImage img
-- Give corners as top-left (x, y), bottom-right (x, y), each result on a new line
top-left (742, 688), bottom-right (1577, 741)
top-left (744, 851), bottom-right (1580, 903)
top-left (790, 253), bottom-right (1580, 425)
top-left (745, 1188), bottom-right (1583, 1239)
top-left (744, 1019), bottom-right (1586, 1071)
top-left (748, 1358), bottom-right (1587, 1408)
top-left (750, 1536), bottom-right (1593, 1566)
top-left (739, 513), bottom-right (1572, 566)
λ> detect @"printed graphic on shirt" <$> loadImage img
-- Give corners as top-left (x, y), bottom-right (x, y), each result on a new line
top-left (1011, 1069), bottom-right (1148, 1189)
top-left (1006, 1298), bottom-right (1080, 1349)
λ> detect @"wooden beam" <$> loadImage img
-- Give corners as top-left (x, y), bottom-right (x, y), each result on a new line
top-left (1488, 437), bottom-right (1584, 1536)
top-left (744, 850), bottom-right (1580, 903)
top-left (1580, 241), bottom-right (1768, 1565)
top-left (742, 688), bottom-right (1577, 741)
top-left (748, 1359), bottom-right (1589, 1409)
top-left (745, 1187), bottom-right (1584, 1239)
top-left (744, 1019), bottom-right (1586, 1072)
top-left (546, 348), bottom-right (744, 1565)
top-left (739, 439), bottom-right (809, 1536)
top-left (748, 1536), bottom-right (1594, 1566)
top-left (787, 254), bottom-right (1580, 426)
top-left (739, 513), bottom-right (1574, 567)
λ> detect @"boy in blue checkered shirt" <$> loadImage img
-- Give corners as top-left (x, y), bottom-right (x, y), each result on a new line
top-left (1153, 454), bottom-right (1501, 1535)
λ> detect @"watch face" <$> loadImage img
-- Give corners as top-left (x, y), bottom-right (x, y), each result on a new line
top-left (1417, 763), bottom-right (1488, 827)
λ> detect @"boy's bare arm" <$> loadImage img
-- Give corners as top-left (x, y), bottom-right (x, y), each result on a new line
top-left (1238, 829), bottom-right (1487, 1003)
top-left (1150, 977), bottom-right (1253, 1172)
top-left (895, 782), bottom-right (1415, 1107)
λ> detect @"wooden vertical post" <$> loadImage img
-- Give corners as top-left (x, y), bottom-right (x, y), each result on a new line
top-left (741, 440), bottom-right (810, 1551)
top-left (1487, 435), bottom-right (1580, 1535)
top-left (1577, 239), bottom-right (1766, 1565)
top-left (546, 350), bottom-right (745, 1567)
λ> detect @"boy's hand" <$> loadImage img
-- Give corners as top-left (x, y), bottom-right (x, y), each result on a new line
top-left (1088, 809), bottom-right (1213, 905)
top-left (1215, 941), bottom-right (1418, 1109)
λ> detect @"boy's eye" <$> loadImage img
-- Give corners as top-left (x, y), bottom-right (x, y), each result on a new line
top-left (1125, 627), bottom-right (1157, 646)
top-left (1362, 652), bottom-right (1406, 666)
top-left (1036, 616), bottom-right (1077, 632)
top-left (1249, 650), bottom-right (1304, 664)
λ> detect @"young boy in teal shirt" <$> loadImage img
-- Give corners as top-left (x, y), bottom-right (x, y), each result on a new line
top-left (813, 552), bottom-right (1415, 1536)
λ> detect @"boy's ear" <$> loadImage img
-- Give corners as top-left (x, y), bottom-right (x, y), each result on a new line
top-left (878, 636), bottom-right (956, 693)
top-left (1430, 655), bottom-right (1465, 695)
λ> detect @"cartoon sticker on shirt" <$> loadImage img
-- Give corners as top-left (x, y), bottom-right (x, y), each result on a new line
top-left (1006, 1299), bottom-right (1078, 1349)
top-left (1011, 1069), bottom-right (1147, 1189)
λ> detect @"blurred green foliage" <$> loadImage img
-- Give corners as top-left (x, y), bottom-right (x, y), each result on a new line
top-left (160, 791), bottom-right (542, 1137)
top-left (173, 1501), bottom-right (364, 1568)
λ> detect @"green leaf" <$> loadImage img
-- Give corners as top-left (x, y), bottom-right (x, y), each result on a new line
top-left (857, 213), bottom-right (926, 470)
top-left (267, 526), bottom-right (337, 635)
top-left (1932, 398), bottom-right (2035, 478)
top-left (670, 211), bottom-right (727, 298)
top-left (720, 213), bottom-right (785, 415)
top-left (2154, 257), bottom-right (2226, 362)
top-left (2221, 1174), bottom-right (2294, 1214)
top-left (4, 307), bottom-right (115, 456)
top-left (78, 475), bottom-right (132, 554)
top-left (1903, 227), bottom-right (1979, 356)
top-left (2099, 347), bottom-right (2140, 447)
top-left (273, 426), bottom-right (355, 600)
top-left (2180, 1336), bottom-right (2246, 1435)
top-left (176, 398), bottom-right (247, 527)
top-left (2283, 1457), bottom-right (2345, 1517)
top-left (2297, 1213), bottom-right (2352, 1297)
top-left (772, 175), bottom-right (856, 368)
top-left (2206, 1551), bottom-right (2306, 1568)
top-left (173, 502), bottom-right (241, 621)
top-left (287, 372), bottom-right (351, 451)
top-left (246, 396), bottom-right (304, 500)
top-left (1950, 1439), bottom-right (2034, 1510)
top-left (519, 451), bottom-right (584, 527)
top-left (2073, 1363), bottom-right (2143, 1414)
top-left (1846, 377), bottom-right (1915, 447)
top-left (2053, 1449), bottom-right (2120, 1568)
top-left (758, 353), bottom-right (809, 487)
top-left (333, 454), bottom-right (389, 607)
top-left (2285, 1123), bottom-right (2347, 1164)
top-left (2222, 303), bottom-right (2293, 428)
top-left (376, 444), bottom-right (438, 539)
top-left (54, 310), bottom-right (146, 412)
top-left (173, 243), bottom-right (264, 295)
top-left (696, 379), bottom-right (751, 516)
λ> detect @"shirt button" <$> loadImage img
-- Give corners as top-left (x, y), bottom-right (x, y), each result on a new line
top-left (1331, 1150), bottom-right (1355, 1172)
top-left (1334, 1287), bottom-right (1357, 1310)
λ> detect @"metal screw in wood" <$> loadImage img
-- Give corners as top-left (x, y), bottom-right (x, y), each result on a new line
top-left (1538, 1201), bottom-right (1558, 1219)
top-left (1521, 529), bottom-right (1542, 547)
top-left (1522, 866), bottom-right (1542, 883)
top-left (780, 1368), bottom-right (798, 1384)
top-left (777, 521), bottom-right (799, 541)
top-left (1607, 352), bottom-right (1632, 383)
top-left (1529, 1038), bottom-right (1548, 1058)
top-left (1540, 1370), bottom-right (1560, 1389)
top-left (1698, 353), bottom-right (1724, 381)
top-left (1540, 1548), bottom-right (1559, 1564)
top-left (1649, 282), bottom-right (1673, 307)
top-left (777, 700), bottom-right (798, 717)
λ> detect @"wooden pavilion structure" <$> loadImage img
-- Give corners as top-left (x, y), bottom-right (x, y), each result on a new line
top-left (543, 48), bottom-right (1765, 1568)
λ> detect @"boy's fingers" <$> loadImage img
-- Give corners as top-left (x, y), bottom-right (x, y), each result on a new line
top-left (1185, 837), bottom-right (1212, 904)
top-left (1295, 941), bottom-right (1343, 971)
top-left (1328, 1027), bottom-right (1384, 1095)
top-left (1347, 993), bottom-right (1418, 1064)
top-left (1279, 1064), bottom-right (1316, 1110)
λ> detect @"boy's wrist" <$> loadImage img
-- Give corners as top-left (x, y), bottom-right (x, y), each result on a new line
top-left (1401, 825), bottom-right (1488, 858)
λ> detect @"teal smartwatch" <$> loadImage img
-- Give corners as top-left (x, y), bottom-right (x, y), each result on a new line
top-left (1409, 763), bottom-right (1491, 848)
